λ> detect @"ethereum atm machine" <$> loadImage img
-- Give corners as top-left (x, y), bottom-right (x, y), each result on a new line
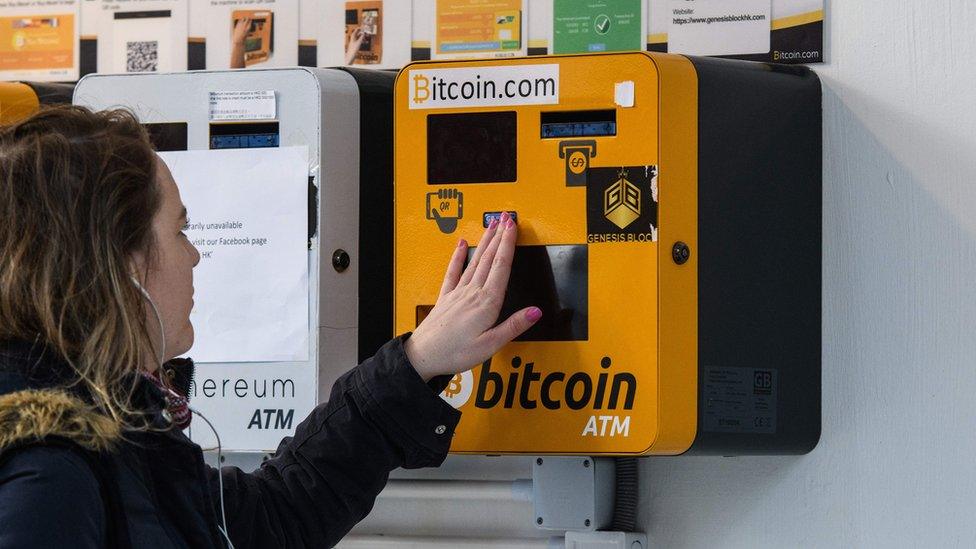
top-left (74, 68), bottom-right (395, 460)
top-left (395, 52), bottom-right (822, 456)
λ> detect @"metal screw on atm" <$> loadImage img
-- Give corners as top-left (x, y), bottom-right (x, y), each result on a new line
top-left (332, 249), bottom-right (350, 272)
top-left (672, 242), bottom-right (690, 265)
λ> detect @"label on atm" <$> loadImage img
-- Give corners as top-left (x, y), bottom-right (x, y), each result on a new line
top-left (586, 165), bottom-right (658, 243)
top-left (408, 64), bottom-right (559, 110)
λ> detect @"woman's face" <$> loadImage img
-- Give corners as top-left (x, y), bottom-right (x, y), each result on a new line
top-left (133, 156), bottom-right (200, 365)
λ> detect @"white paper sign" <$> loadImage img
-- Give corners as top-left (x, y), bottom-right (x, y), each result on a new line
top-left (208, 90), bottom-right (277, 121)
top-left (668, 0), bottom-right (771, 56)
top-left (158, 146), bottom-right (309, 364)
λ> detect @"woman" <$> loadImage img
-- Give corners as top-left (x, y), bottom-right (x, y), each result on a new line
top-left (0, 106), bottom-right (541, 547)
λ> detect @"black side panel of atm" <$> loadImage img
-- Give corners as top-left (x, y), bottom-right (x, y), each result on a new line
top-left (340, 68), bottom-right (397, 363)
top-left (686, 57), bottom-right (822, 455)
top-left (24, 82), bottom-right (75, 105)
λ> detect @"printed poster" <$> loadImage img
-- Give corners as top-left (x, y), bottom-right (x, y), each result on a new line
top-left (345, 1), bottom-right (381, 65)
top-left (316, 0), bottom-right (409, 69)
top-left (97, 0), bottom-right (188, 74)
top-left (205, 0), bottom-right (298, 70)
top-left (648, 0), bottom-right (824, 64)
top-left (433, 0), bottom-right (527, 60)
top-left (552, 0), bottom-right (644, 54)
top-left (0, 0), bottom-right (79, 81)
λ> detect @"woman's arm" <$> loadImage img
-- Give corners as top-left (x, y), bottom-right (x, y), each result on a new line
top-left (207, 214), bottom-right (535, 547)
top-left (208, 336), bottom-right (458, 547)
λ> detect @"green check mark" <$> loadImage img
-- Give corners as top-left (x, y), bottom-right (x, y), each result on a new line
top-left (595, 14), bottom-right (611, 35)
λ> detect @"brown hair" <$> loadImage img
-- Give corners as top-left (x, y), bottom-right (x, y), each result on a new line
top-left (0, 105), bottom-right (161, 427)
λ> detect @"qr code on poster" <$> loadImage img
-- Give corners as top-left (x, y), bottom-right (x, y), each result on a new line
top-left (126, 41), bottom-right (158, 73)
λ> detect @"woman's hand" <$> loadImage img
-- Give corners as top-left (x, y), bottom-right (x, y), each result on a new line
top-left (404, 212), bottom-right (542, 382)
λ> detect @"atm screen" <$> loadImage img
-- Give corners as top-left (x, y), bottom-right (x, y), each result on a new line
top-left (467, 244), bottom-right (588, 341)
top-left (144, 122), bottom-right (188, 152)
top-left (427, 111), bottom-right (517, 184)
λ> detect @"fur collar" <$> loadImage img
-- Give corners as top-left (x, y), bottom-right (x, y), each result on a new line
top-left (0, 389), bottom-right (120, 453)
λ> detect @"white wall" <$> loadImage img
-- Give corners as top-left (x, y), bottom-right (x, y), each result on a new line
top-left (639, 1), bottom-right (976, 546)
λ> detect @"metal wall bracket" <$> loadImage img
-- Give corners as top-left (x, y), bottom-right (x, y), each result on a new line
top-left (533, 457), bottom-right (615, 532)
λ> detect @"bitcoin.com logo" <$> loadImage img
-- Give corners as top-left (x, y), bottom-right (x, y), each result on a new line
top-left (604, 168), bottom-right (641, 229)
top-left (440, 370), bottom-right (474, 409)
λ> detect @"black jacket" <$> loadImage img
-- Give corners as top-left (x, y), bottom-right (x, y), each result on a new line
top-left (0, 335), bottom-right (461, 548)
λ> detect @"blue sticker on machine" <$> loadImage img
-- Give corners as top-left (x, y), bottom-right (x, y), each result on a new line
top-left (702, 367), bottom-right (777, 434)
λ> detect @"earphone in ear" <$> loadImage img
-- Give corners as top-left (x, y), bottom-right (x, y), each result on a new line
top-left (131, 276), bottom-right (166, 369)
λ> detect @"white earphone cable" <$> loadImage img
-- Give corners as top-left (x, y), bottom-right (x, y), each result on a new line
top-left (132, 277), bottom-right (234, 549)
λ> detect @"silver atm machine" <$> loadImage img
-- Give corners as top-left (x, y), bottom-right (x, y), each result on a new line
top-left (74, 68), bottom-right (395, 467)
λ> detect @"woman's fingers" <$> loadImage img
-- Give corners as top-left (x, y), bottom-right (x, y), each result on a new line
top-left (482, 216), bottom-right (518, 294)
top-left (439, 239), bottom-right (468, 298)
top-left (481, 307), bottom-right (543, 351)
top-left (471, 221), bottom-right (514, 287)
top-left (458, 216), bottom-right (501, 286)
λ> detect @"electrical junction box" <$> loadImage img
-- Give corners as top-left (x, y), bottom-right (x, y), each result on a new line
top-left (394, 52), bottom-right (821, 456)
top-left (74, 68), bottom-right (395, 455)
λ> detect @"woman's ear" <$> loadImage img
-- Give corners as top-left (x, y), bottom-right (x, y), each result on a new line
top-left (128, 251), bottom-right (148, 288)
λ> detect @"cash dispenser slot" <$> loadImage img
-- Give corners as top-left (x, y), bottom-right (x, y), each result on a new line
top-left (540, 109), bottom-right (616, 138)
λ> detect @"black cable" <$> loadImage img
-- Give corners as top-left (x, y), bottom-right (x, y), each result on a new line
top-left (610, 457), bottom-right (639, 532)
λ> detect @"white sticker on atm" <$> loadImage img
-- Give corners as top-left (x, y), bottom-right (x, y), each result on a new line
top-left (209, 90), bottom-right (277, 121)
top-left (408, 64), bottom-right (559, 110)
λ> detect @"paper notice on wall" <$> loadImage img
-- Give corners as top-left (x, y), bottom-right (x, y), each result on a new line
top-left (668, 0), bottom-right (770, 56)
top-left (650, 0), bottom-right (823, 63)
top-left (158, 146), bottom-right (309, 364)
top-left (97, 0), bottom-right (188, 74)
top-left (0, 0), bottom-right (80, 81)
top-left (205, 0), bottom-right (298, 70)
top-left (316, 0), bottom-right (411, 69)
top-left (433, 0), bottom-right (527, 60)
top-left (552, 0), bottom-right (644, 54)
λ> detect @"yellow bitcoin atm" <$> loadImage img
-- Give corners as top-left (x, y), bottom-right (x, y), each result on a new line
top-left (394, 52), bottom-right (821, 456)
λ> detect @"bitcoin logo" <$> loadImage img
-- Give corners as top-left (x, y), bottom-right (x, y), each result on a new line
top-left (444, 374), bottom-right (463, 398)
top-left (568, 151), bottom-right (588, 175)
top-left (440, 370), bottom-right (473, 409)
top-left (412, 73), bottom-right (430, 104)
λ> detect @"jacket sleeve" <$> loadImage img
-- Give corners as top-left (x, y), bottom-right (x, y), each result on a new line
top-left (0, 446), bottom-right (105, 548)
top-left (209, 334), bottom-right (461, 548)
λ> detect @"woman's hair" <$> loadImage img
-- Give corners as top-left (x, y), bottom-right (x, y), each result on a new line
top-left (0, 105), bottom-right (161, 426)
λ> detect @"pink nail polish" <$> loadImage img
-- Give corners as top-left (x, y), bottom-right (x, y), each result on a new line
top-left (458, 239), bottom-right (467, 248)
top-left (506, 218), bottom-right (515, 229)
top-left (500, 212), bottom-right (510, 223)
top-left (526, 307), bottom-right (543, 322)
top-left (488, 219), bottom-right (498, 230)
